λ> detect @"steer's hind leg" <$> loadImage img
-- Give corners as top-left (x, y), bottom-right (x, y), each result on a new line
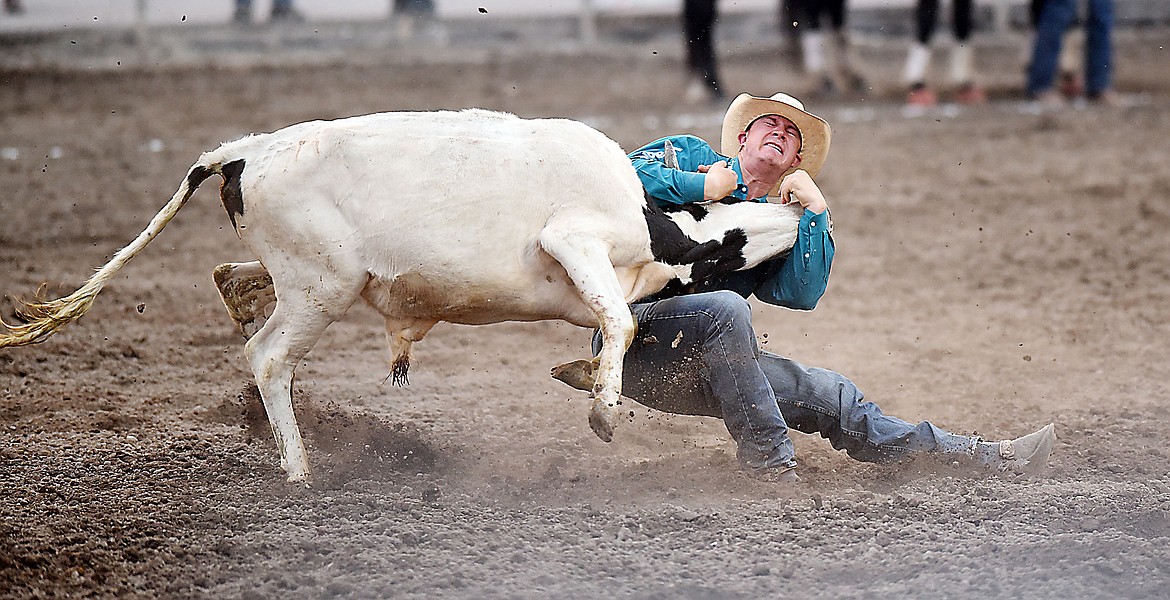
top-left (539, 225), bottom-right (636, 443)
top-left (213, 261), bottom-right (276, 340)
top-left (244, 269), bottom-right (366, 483)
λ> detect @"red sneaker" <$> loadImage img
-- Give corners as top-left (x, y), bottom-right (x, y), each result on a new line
top-left (955, 83), bottom-right (987, 105)
top-left (906, 84), bottom-right (937, 106)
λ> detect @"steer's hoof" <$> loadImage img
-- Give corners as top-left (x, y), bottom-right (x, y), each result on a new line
top-left (588, 399), bottom-right (617, 443)
top-left (212, 263), bottom-right (275, 341)
top-left (551, 359), bottom-right (597, 392)
top-left (282, 459), bottom-right (311, 484)
top-left (286, 470), bottom-right (311, 485)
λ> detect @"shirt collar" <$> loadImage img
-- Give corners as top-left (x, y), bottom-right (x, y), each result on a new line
top-left (727, 157), bottom-right (758, 202)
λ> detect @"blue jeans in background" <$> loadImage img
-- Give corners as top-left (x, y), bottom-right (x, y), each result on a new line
top-left (595, 291), bottom-right (976, 472)
top-left (236, 0), bottom-right (294, 11)
top-left (1027, 0), bottom-right (1114, 96)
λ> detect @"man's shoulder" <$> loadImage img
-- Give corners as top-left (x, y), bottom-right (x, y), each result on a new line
top-left (664, 134), bottom-right (715, 152)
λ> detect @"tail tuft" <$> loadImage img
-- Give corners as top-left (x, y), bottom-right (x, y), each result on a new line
top-left (0, 283), bottom-right (101, 347)
top-left (0, 161), bottom-right (220, 348)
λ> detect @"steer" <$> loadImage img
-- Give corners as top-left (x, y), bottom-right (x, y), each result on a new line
top-left (0, 109), bottom-right (802, 483)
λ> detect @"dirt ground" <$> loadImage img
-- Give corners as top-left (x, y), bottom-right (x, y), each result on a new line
top-left (2, 28), bottom-right (1170, 599)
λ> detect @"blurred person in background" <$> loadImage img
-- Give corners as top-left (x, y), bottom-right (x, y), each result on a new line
top-left (395, 0), bottom-right (435, 15)
top-left (393, 0), bottom-right (447, 43)
top-left (787, 0), bottom-right (866, 97)
top-left (234, 0), bottom-right (304, 25)
top-left (683, 0), bottom-right (724, 104)
top-left (1029, 0), bottom-right (1086, 100)
top-left (901, 0), bottom-right (985, 106)
top-left (559, 92), bottom-right (1057, 483)
top-left (1027, 0), bottom-right (1117, 106)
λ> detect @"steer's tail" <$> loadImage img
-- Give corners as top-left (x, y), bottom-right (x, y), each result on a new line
top-left (0, 160), bottom-right (222, 348)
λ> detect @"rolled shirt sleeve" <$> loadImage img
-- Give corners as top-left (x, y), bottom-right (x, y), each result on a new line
top-left (753, 208), bottom-right (835, 310)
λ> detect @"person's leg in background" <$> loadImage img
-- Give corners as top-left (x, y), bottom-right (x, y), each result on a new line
top-left (233, 0), bottom-right (253, 24)
top-left (269, 0), bottom-right (304, 23)
top-left (902, 0), bottom-right (940, 105)
top-left (949, 0), bottom-right (986, 103)
top-left (683, 0), bottom-right (724, 103)
top-left (1083, 0), bottom-right (1117, 103)
top-left (1027, 0), bottom-right (1077, 103)
top-left (794, 0), bottom-right (828, 93)
top-left (827, 0), bottom-right (866, 93)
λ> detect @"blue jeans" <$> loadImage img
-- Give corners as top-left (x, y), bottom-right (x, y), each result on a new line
top-left (1027, 0), bottom-right (1114, 96)
top-left (595, 291), bottom-right (976, 471)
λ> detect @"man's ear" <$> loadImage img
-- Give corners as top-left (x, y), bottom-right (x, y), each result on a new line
top-left (791, 153), bottom-right (803, 168)
top-left (737, 131), bottom-right (747, 148)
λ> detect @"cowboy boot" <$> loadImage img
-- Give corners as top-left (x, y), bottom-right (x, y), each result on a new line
top-left (974, 423), bottom-right (1057, 475)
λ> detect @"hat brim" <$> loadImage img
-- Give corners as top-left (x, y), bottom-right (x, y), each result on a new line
top-left (720, 93), bottom-right (832, 195)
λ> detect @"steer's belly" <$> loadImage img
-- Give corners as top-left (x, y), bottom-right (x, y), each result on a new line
top-left (362, 269), bottom-right (600, 328)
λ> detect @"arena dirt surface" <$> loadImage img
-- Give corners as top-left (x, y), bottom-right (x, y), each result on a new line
top-left (2, 30), bottom-right (1170, 599)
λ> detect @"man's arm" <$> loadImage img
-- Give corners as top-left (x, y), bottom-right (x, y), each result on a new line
top-left (755, 170), bottom-right (835, 309)
top-left (629, 135), bottom-right (727, 204)
top-left (754, 208), bottom-right (834, 310)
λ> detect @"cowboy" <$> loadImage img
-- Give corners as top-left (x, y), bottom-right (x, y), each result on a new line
top-left (585, 93), bottom-right (1056, 482)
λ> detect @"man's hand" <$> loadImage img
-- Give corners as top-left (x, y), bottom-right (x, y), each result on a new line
top-left (777, 169), bottom-right (828, 214)
top-left (698, 161), bottom-right (738, 201)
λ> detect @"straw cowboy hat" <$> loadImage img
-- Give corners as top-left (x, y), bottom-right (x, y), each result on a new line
top-left (720, 92), bottom-right (832, 190)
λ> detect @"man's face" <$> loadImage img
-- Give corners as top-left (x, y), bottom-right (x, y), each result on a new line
top-left (737, 114), bottom-right (803, 172)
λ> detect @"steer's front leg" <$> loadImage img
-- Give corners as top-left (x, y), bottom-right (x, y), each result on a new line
top-left (588, 307), bottom-right (635, 442)
top-left (538, 220), bottom-right (638, 442)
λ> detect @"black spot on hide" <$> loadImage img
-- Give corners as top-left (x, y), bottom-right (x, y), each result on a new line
top-left (660, 201), bottom-right (710, 222)
top-left (644, 193), bottom-right (701, 264)
top-left (187, 165), bottom-right (214, 190)
top-left (219, 159), bottom-right (246, 229)
top-left (687, 228), bottom-right (749, 281)
top-left (657, 193), bottom-right (751, 224)
top-left (642, 193), bottom-right (752, 298)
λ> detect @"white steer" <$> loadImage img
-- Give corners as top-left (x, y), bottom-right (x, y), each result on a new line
top-left (0, 109), bottom-right (802, 482)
